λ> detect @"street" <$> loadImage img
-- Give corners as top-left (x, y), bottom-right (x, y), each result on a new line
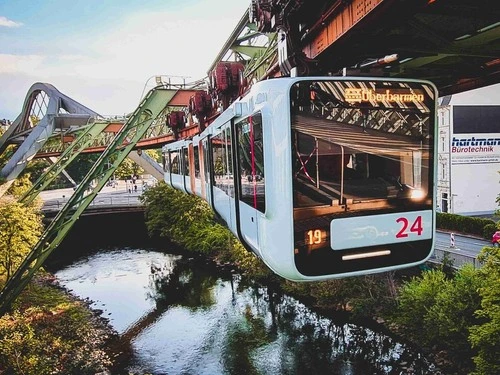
top-left (39, 180), bottom-right (145, 211)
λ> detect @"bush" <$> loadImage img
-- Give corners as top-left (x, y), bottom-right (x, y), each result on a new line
top-left (483, 223), bottom-right (498, 240)
top-left (436, 212), bottom-right (496, 239)
top-left (0, 281), bottom-right (114, 374)
top-left (469, 247), bottom-right (500, 375)
top-left (424, 265), bottom-right (482, 362)
top-left (392, 269), bottom-right (450, 343)
top-left (141, 182), bottom-right (271, 279)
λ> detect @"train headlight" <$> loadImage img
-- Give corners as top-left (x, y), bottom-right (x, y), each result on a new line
top-left (410, 188), bottom-right (425, 200)
top-left (397, 185), bottom-right (425, 200)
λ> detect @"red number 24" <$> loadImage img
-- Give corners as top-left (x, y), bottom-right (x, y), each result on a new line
top-left (396, 216), bottom-right (423, 238)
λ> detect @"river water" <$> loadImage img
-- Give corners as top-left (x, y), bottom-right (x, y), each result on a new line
top-left (53, 247), bottom-right (438, 375)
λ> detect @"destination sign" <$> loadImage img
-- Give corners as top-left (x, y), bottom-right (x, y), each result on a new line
top-left (344, 88), bottom-right (424, 104)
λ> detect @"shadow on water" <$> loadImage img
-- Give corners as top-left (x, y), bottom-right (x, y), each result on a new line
top-left (52, 248), bottom-right (439, 375)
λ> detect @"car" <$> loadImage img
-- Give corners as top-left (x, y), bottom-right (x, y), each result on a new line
top-left (492, 230), bottom-right (500, 247)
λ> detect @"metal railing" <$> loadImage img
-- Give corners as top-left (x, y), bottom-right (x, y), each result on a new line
top-left (428, 246), bottom-right (483, 269)
top-left (42, 194), bottom-right (143, 212)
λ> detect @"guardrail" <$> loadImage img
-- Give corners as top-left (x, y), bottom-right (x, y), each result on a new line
top-left (428, 246), bottom-right (483, 269)
top-left (42, 194), bottom-right (143, 212)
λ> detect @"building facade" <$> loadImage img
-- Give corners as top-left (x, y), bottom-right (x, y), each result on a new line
top-left (437, 84), bottom-right (500, 216)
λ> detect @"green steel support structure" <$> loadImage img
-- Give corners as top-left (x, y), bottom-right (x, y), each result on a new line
top-left (0, 87), bottom-right (176, 315)
top-left (20, 121), bottom-right (110, 205)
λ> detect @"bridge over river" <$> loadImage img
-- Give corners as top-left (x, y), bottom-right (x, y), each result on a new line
top-left (39, 182), bottom-right (490, 270)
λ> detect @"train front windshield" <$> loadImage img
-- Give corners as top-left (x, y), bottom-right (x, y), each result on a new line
top-left (290, 79), bottom-right (436, 277)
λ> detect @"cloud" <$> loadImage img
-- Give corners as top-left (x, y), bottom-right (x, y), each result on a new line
top-left (0, 16), bottom-right (23, 28)
top-left (0, 54), bottom-right (45, 74)
top-left (84, 10), bottom-right (247, 82)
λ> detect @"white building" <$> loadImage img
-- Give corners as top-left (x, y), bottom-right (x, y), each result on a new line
top-left (437, 84), bottom-right (500, 216)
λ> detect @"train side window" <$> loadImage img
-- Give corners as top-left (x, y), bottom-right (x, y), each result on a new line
top-left (212, 132), bottom-right (225, 190)
top-left (211, 127), bottom-right (234, 197)
top-left (162, 152), bottom-right (170, 173)
top-left (236, 113), bottom-right (266, 213)
top-left (171, 151), bottom-right (180, 174)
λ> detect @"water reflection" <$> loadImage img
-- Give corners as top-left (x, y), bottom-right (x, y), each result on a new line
top-left (54, 248), bottom-right (437, 374)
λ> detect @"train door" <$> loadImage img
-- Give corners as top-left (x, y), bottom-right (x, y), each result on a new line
top-left (188, 143), bottom-right (196, 194)
top-left (234, 113), bottom-right (264, 252)
top-left (198, 139), bottom-right (207, 200)
top-left (192, 141), bottom-right (202, 197)
top-left (182, 146), bottom-right (190, 194)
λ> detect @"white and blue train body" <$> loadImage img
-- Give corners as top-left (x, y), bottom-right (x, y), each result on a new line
top-left (162, 76), bottom-right (438, 281)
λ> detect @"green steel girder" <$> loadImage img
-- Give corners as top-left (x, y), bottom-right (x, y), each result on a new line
top-left (232, 44), bottom-right (272, 62)
top-left (34, 108), bottom-right (180, 157)
top-left (0, 87), bottom-right (177, 315)
top-left (239, 33), bottom-right (278, 80)
top-left (20, 121), bottom-right (110, 205)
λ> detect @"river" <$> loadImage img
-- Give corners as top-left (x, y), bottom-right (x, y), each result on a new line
top-left (52, 247), bottom-right (438, 375)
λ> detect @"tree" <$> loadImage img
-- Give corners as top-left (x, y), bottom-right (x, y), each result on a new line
top-left (424, 265), bottom-right (482, 363)
top-left (114, 157), bottom-right (144, 180)
top-left (7, 173), bottom-right (35, 199)
top-left (392, 269), bottom-right (450, 343)
top-left (145, 148), bottom-right (162, 163)
top-left (65, 153), bottom-right (100, 183)
top-left (469, 247), bottom-right (500, 375)
top-left (0, 198), bottom-right (43, 281)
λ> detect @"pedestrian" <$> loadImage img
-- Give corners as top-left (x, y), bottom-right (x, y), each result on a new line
top-left (134, 184), bottom-right (137, 193)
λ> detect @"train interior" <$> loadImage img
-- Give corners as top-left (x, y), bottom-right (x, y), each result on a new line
top-left (292, 115), bottom-right (430, 215)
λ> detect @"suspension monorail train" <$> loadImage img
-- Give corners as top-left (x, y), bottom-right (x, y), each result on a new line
top-left (162, 76), bottom-right (438, 281)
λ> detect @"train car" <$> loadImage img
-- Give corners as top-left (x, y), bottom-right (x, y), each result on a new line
top-left (162, 76), bottom-right (438, 281)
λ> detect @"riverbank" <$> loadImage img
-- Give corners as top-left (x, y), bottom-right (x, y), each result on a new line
top-left (0, 272), bottom-right (121, 374)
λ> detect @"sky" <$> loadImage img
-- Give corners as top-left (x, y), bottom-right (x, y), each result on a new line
top-left (0, 0), bottom-right (249, 120)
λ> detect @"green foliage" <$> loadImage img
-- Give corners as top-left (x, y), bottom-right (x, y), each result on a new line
top-left (145, 148), bottom-right (162, 163)
top-left (391, 260), bottom-right (500, 373)
top-left (469, 247), bottom-right (500, 375)
top-left (0, 144), bottom-right (15, 171)
top-left (282, 273), bottom-right (397, 316)
top-left (141, 182), bottom-right (269, 279)
top-left (141, 182), bottom-right (214, 245)
top-left (424, 265), bottom-right (482, 358)
top-left (7, 173), bottom-right (34, 199)
top-left (21, 158), bottom-right (60, 187)
top-left (0, 198), bottom-right (43, 280)
top-left (392, 269), bottom-right (450, 341)
top-left (436, 212), bottom-right (496, 239)
top-left (114, 157), bottom-right (144, 180)
top-left (0, 281), bottom-right (113, 374)
top-left (482, 223), bottom-right (498, 239)
top-left (64, 153), bottom-right (100, 183)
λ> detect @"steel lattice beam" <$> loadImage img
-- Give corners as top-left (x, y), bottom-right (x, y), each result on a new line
top-left (0, 86), bottom-right (177, 315)
top-left (20, 121), bottom-right (111, 205)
